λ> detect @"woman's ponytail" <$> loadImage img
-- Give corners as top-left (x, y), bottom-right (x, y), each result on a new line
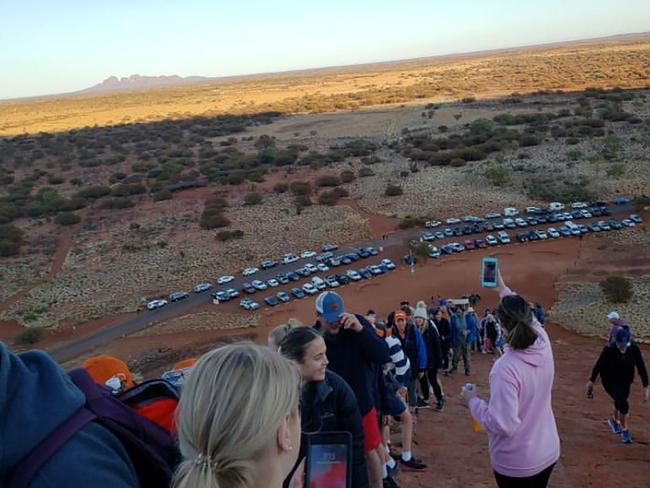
top-left (497, 295), bottom-right (538, 350)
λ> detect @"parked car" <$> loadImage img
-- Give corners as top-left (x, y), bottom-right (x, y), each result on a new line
top-left (571, 202), bottom-right (588, 209)
top-left (434, 231), bottom-right (446, 239)
top-left (240, 298), bottom-right (259, 310)
top-left (443, 227), bottom-right (454, 237)
top-left (170, 291), bottom-right (189, 302)
top-left (369, 265), bottom-right (384, 275)
top-left (277, 291), bottom-right (291, 303)
top-left (264, 296), bottom-right (279, 307)
top-left (535, 229), bottom-right (548, 240)
top-left (287, 271), bottom-right (301, 281)
top-left (622, 219), bottom-right (635, 227)
top-left (267, 278), bottom-right (280, 287)
top-left (251, 280), bottom-right (268, 290)
top-left (304, 263), bottom-right (318, 273)
top-left (598, 221), bottom-right (611, 231)
top-left (358, 267), bottom-right (373, 279)
top-left (446, 217), bottom-right (461, 224)
top-left (242, 267), bottom-right (258, 276)
top-left (291, 287), bottom-right (306, 299)
top-left (346, 270), bottom-right (362, 281)
top-left (588, 222), bottom-right (601, 232)
top-left (212, 290), bottom-right (230, 302)
top-left (497, 231), bottom-right (511, 244)
top-left (614, 196), bottom-right (630, 205)
top-left (609, 219), bottom-right (623, 230)
top-left (276, 274), bottom-right (290, 285)
top-left (475, 238), bottom-right (487, 249)
top-left (381, 259), bottom-right (396, 270)
top-left (516, 232), bottom-right (528, 243)
top-left (515, 218), bottom-right (528, 227)
top-left (316, 251), bottom-right (334, 262)
top-left (425, 220), bottom-right (442, 228)
top-left (260, 259), bottom-right (279, 269)
top-left (316, 263), bottom-right (330, 272)
top-left (463, 239), bottom-right (476, 250)
top-left (321, 244), bottom-right (338, 252)
top-left (421, 232), bottom-right (435, 241)
top-left (493, 221), bottom-right (505, 230)
top-left (242, 282), bottom-right (256, 294)
top-left (225, 288), bottom-right (239, 299)
top-left (335, 272), bottom-right (350, 284)
top-left (282, 253), bottom-right (299, 264)
top-left (547, 227), bottom-right (560, 238)
top-left (450, 242), bottom-right (465, 252)
top-left (428, 245), bottom-right (441, 258)
top-left (558, 227), bottom-right (571, 237)
top-left (147, 299), bottom-right (168, 310)
top-left (301, 250), bottom-right (317, 258)
top-left (325, 275), bottom-right (341, 287)
top-left (486, 234), bottom-right (498, 246)
top-left (218, 275), bottom-right (235, 284)
top-left (311, 276), bottom-right (327, 290)
top-left (485, 212), bottom-right (501, 219)
top-left (525, 206), bottom-right (542, 214)
top-left (193, 283), bottom-right (212, 293)
top-left (630, 214), bottom-right (643, 224)
top-left (302, 283), bottom-right (318, 295)
top-left (548, 202), bottom-right (565, 211)
top-left (503, 207), bottom-right (519, 217)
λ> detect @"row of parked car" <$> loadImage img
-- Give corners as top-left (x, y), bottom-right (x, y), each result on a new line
top-left (423, 198), bottom-right (630, 230)
top-left (425, 214), bottom-right (642, 258)
top-left (237, 258), bottom-right (397, 310)
top-left (240, 244), bottom-right (340, 277)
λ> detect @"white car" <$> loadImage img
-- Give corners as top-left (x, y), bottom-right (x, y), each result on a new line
top-left (486, 234), bottom-right (498, 246)
top-left (503, 207), bottom-right (519, 217)
top-left (428, 246), bottom-right (441, 258)
top-left (317, 263), bottom-right (330, 272)
top-left (622, 219), bottom-right (635, 227)
top-left (304, 263), bottom-right (318, 273)
top-left (446, 217), bottom-right (461, 224)
top-left (497, 231), bottom-right (511, 244)
top-left (251, 280), bottom-right (268, 290)
top-left (525, 206), bottom-right (542, 214)
top-left (301, 250), bottom-right (317, 259)
top-left (240, 298), bottom-right (260, 310)
top-left (581, 210), bottom-right (592, 218)
top-left (193, 283), bottom-right (212, 293)
top-left (147, 299), bottom-right (168, 310)
top-left (549, 202), bottom-right (565, 211)
top-left (267, 278), bottom-right (280, 287)
top-left (311, 277), bottom-right (327, 290)
top-left (218, 275), bottom-right (235, 284)
top-left (515, 218), bottom-right (528, 227)
top-left (485, 212), bottom-right (501, 219)
top-left (346, 270), bottom-right (362, 281)
top-left (425, 220), bottom-right (442, 228)
top-left (381, 259), bottom-right (396, 270)
top-left (242, 268), bottom-right (258, 277)
top-left (535, 229), bottom-right (548, 240)
top-left (547, 227), bottom-right (560, 238)
top-left (571, 202), bottom-right (588, 209)
top-left (282, 253), bottom-right (299, 264)
top-left (302, 283), bottom-right (318, 295)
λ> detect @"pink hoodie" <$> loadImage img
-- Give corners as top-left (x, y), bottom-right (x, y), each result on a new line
top-left (469, 285), bottom-right (560, 478)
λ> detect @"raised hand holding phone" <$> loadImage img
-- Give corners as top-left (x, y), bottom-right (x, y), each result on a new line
top-left (481, 257), bottom-right (498, 288)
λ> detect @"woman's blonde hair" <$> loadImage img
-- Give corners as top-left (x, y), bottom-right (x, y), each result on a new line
top-left (172, 343), bottom-right (301, 488)
top-left (268, 318), bottom-right (303, 349)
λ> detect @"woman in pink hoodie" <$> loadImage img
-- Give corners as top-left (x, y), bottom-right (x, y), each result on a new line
top-left (461, 271), bottom-right (560, 487)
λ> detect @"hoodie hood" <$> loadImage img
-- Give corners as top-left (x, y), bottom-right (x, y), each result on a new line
top-left (0, 341), bottom-right (85, 477)
top-left (505, 321), bottom-right (551, 367)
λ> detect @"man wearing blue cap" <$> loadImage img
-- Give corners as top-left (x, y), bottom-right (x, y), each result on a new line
top-left (314, 291), bottom-right (390, 488)
top-left (587, 326), bottom-right (649, 444)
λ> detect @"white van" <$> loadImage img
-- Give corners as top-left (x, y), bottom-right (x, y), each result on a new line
top-left (311, 276), bottom-right (327, 290)
top-left (549, 202), bottom-right (565, 211)
top-left (504, 207), bottom-right (519, 217)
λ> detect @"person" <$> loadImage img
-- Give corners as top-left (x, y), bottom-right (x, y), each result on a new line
top-left (466, 307), bottom-right (479, 352)
top-left (532, 303), bottom-right (546, 327)
top-left (279, 327), bottom-right (369, 487)
top-left (461, 271), bottom-right (560, 488)
top-left (314, 291), bottom-right (390, 488)
top-left (173, 343), bottom-right (301, 488)
top-left (0, 341), bottom-right (141, 488)
top-left (413, 303), bottom-right (445, 411)
top-left (432, 307), bottom-right (451, 372)
top-left (391, 310), bottom-right (427, 412)
top-left (268, 318), bottom-right (302, 349)
top-left (449, 305), bottom-right (471, 376)
top-left (587, 325), bottom-right (649, 444)
top-left (606, 311), bottom-right (630, 345)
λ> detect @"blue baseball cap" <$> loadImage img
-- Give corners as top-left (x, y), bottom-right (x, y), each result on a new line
top-left (316, 291), bottom-right (345, 324)
top-left (614, 326), bottom-right (631, 349)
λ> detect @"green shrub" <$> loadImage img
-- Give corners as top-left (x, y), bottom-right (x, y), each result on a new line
top-left (339, 170), bottom-right (356, 183)
top-left (54, 212), bottom-right (81, 226)
top-left (483, 164), bottom-right (513, 187)
top-left (289, 181), bottom-right (312, 196)
top-left (315, 175), bottom-right (341, 187)
top-left (358, 167), bottom-right (374, 177)
top-left (100, 197), bottom-right (135, 210)
top-left (216, 229), bottom-right (245, 241)
top-left (606, 164), bottom-right (625, 178)
top-left (600, 275), bottom-right (633, 303)
top-left (385, 184), bottom-right (403, 197)
top-left (152, 189), bottom-right (172, 201)
top-left (273, 183), bottom-right (289, 193)
top-left (450, 158), bottom-right (466, 167)
top-left (200, 210), bottom-right (230, 229)
top-left (14, 328), bottom-right (42, 345)
top-left (243, 192), bottom-right (263, 206)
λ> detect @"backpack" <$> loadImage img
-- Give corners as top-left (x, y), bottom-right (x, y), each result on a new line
top-left (8, 368), bottom-right (181, 488)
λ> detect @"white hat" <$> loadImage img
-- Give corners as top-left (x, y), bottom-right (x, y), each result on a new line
top-left (607, 311), bottom-right (620, 320)
top-left (413, 306), bottom-right (428, 320)
top-left (467, 307), bottom-right (475, 313)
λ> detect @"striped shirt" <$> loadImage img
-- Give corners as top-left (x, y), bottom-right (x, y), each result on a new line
top-left (385, 335), bottom-right (411, 386)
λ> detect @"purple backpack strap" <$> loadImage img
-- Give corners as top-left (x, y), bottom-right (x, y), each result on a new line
top-left (8, 407), bottom-right (96, 488)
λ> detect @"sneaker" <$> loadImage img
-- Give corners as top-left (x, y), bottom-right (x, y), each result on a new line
top-left (400, 456), bottom-right (427, 470)
top-left (383, 475), bottom-right (400, 488)
top-left (607, 417), bottom-right (622, 434)
top-left (621, 430), bottom-right (633, 444)
top-left (387, 462), bottom-right (400, 478)
top-left (435, 399), bottom-right (445, 411)
top-left (416, 397), bottom-right (430, 408)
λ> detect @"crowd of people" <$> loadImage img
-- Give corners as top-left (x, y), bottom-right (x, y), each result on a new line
top-left (2, 270), bottom-right (649, 488)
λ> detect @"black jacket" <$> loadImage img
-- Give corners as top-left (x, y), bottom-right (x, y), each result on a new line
top-left (434, 317), bottom-right (451, 345)
top-left (301, 370), bottom-right (369, 488)
top-left (421, 320), bottom-right (443, 370)
top-left (590, 343), bottom-right (649, 388)
top-left (315, 314), bottom-right (390, 415)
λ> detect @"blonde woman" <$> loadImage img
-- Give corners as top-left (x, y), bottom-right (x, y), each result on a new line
top-left (268, 318), bottom-right (303, 349)
top-left (173, 343), bottom-right (302, 488)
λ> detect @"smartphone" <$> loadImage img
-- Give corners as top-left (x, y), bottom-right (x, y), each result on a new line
top-left (481, 257), bottom-right (498, 288)
top-left (304, 431), bottom-right (352, 488)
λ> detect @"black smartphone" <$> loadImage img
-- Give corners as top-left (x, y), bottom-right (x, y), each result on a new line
top-left (304, 431), bottom-right (352, 488)
top-left (481, 257), bottom-right (498, 288)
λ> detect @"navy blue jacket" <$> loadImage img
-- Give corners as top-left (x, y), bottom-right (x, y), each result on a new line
top-left (315, 314), bottom-right (390, 415)
top-left (301, 371), bottom-right (369, 488)
top-left (0, 342), bottom-right (140, 488)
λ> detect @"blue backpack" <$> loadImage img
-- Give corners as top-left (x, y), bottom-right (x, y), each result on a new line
top-left (8, 368), bottom-right (181, 488)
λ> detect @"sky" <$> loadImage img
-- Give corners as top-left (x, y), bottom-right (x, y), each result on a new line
top-left (0, 0), bottom-right (649, 99)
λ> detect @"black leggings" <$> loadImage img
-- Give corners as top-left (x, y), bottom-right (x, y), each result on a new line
top-left (604, 382), bottom-right (631, 415)
top-left (419, 368), bottom-right (444, 402)
top-left (494, 463), bottom-right (555, 488)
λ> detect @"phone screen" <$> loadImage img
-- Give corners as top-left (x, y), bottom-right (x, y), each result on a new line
top-left (308, 443), bottom-right (349, 488)
top-left (482, 260), bottom-right (497, 286)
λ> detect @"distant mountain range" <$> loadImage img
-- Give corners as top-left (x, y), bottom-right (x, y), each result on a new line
top-left (79, 74), bottom-right (213, 94)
